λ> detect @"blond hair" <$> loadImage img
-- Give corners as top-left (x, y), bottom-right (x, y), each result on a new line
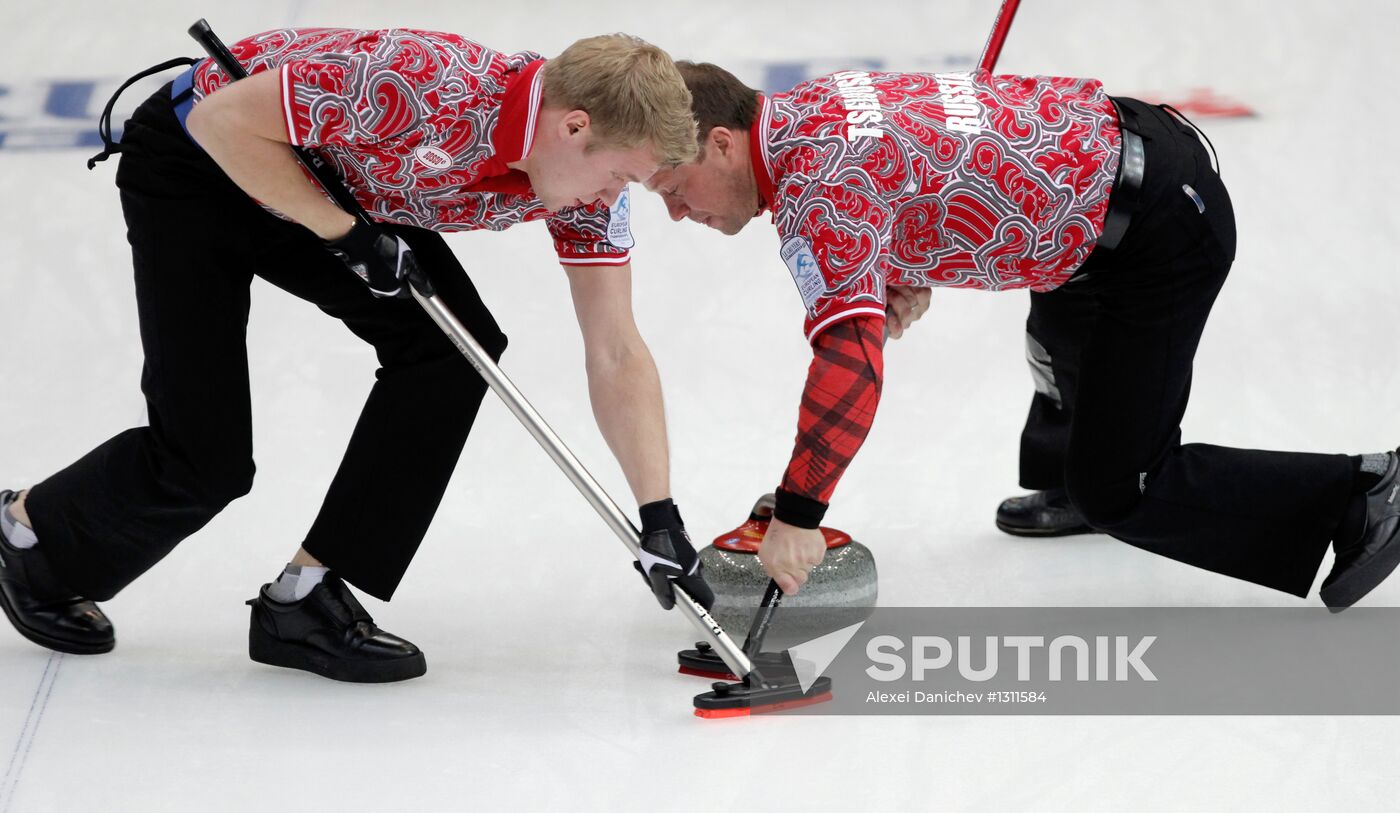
top-left (543, 34), bottom-right (698, 166)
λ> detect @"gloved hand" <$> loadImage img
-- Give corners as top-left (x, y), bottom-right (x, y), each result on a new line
top-left (325, 219), bottom-right (420, 299)
top-left (633, 498), bottom-right (715, 611)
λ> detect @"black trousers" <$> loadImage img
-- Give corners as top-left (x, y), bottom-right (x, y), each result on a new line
top-left (25, 84), bottom-right (507, 602)
top-left (1013, 99), bottom-right (1352, 598)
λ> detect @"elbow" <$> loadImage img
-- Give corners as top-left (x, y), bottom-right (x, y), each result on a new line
top-left (185, 91), bottom-right (246, 151)
top-left (184, 99), bottom-right (221, 148)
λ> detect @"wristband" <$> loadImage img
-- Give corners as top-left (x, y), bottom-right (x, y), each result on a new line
top-left (773, 488), bottom-right (828, 529)
top-left (639, 498), bottom-right (682, 532)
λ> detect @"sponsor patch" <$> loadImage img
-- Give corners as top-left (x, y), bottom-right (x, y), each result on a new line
top-left (780, 236), bottom-right (825, 309)
top-left (413, 145), bottom-right (453, 172)
top-left (607, 186), bottom-right (635, 249)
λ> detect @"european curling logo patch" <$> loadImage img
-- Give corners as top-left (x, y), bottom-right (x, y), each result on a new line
top-left (781, 236), bottom-right (824, 309)
top-left (607, 186), bottom-right (635, 249)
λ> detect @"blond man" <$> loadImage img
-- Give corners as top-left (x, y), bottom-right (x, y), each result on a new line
top-left (0, 28), bottom-right (714, 682)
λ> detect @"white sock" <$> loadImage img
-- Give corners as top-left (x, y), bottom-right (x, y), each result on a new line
top-left (1360, 452), bottom-right (1391, 478)
top-left (266, 564), bottom-right (329, 603)
top-left (1, 497), bottom-right (38, 550)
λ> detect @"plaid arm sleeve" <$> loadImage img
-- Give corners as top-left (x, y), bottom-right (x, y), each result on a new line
top-left (775, 314), bottom-right (886, 526)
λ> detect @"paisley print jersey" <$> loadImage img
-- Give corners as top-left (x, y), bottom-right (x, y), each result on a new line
top-left (753, 69), bottom-right (1121, 339)
top-left (190, 27), bottom-right (629, 266)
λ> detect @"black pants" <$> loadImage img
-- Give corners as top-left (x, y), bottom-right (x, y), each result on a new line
top-left (1013, 98), bottom-right (1352, 598)
top-left (25, 84), bottom-right (507, 602)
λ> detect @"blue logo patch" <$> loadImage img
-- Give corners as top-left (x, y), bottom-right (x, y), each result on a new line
top-left (607, 186), bottom-right (634, 249)
top-left (780, 236), bottom-right (825, 309)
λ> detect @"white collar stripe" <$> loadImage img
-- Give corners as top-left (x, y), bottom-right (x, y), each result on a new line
top-left (522, 65), bottom-right (544, 158)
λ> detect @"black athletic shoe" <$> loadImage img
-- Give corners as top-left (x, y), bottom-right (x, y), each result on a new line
top-left (1321, 451), bottom-right (1400, 612)
top-left (247, 574), bottom-right (426, 683)
top-left (995, 488), bottom-right (1097, 537)
top-left (0, 489), bottom-right (115, 655)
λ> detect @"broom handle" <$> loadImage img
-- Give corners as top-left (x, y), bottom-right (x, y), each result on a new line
top-left (977, 0), bottom-right (1023, 73)
top-left (187, 18), bottom-right (755, 681)
top-left (411, 295), bottom-right (754, 679)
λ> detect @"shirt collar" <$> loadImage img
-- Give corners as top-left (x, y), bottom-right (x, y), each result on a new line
top-left (747, 94), bottom-right (776, 214)
top-left (491, 58), bottom-right (547, 166)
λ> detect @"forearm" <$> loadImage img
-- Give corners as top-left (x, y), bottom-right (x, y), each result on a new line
top-left (185, 71), bottom-right (355, 240)
top-left (586, 343), bottom-right (671, 505)
top-left (774, 315), bottom-right (886, 527)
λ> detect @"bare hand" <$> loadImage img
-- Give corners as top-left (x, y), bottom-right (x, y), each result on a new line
top-left (885, 285), bottom-right (932, 339)
top-left (758, 517), bottom-right (827, 595)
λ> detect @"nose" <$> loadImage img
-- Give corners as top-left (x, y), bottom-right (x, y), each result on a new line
top-left (664, 198), bottom-right (689, 222)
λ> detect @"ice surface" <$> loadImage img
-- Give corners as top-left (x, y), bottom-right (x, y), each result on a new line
top-left (2, 1), bottom-right (1398, 810)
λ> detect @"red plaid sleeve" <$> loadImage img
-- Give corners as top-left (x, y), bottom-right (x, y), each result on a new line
top-left (778, 314), bottom-right (885, 516)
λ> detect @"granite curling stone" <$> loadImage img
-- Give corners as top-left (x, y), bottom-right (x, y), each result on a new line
top-left (699, 494), bottom-right (877, 641)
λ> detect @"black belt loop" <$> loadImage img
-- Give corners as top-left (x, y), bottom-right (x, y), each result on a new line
top-left (87, 56), bottom-right (200, 170)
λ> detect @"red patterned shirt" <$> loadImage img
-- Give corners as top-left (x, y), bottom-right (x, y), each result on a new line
top-left (762, 70), bottom-right (1122, 519)
top-left (189, 27), bottom-right (631, 266)
top-left (753, 69), bottom-right (1120, 341)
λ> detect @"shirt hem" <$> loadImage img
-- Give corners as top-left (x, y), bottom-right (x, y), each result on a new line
top-left (805, 307), bottom-right (885, 343)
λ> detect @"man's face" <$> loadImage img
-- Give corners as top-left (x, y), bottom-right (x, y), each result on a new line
top-left (644, 128), bottom-right (758, 236)
top-left (528, 110), bottom-right (660, 212)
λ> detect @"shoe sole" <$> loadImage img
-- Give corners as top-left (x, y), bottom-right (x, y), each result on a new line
top-left (248, 626), bottom-right (426, 683)
top-left (0, 591), bottom-right (115, 655)
top-left (1320, 524), bottom-right (1400, 613)
top-left (995, 519), bottom-right (1097, 538)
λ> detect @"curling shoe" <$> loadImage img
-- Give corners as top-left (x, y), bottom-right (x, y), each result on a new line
top-left (995, 488), bottom-right (1097, 537)
top-left (0, 490), bottom-right (115, 654)
top-left (1321, 451), bottom-right (1400, 612)
top-left (247, 574), bottom-right (426, 682)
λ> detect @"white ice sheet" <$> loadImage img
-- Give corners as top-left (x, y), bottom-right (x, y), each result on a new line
top-left (2, 1), bottom-right (1398, 810)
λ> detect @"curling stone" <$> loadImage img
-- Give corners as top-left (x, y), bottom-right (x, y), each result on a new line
top-left (699, 494), bottom-right (877, 642)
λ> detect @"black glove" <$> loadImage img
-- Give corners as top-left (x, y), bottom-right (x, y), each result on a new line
top-left (633, 498), bottom-right (715, 611)
top-left (325, 219), bottom-right (421, 299)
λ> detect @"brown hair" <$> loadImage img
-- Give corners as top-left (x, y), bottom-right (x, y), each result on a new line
top-left (675, 61), bottom-right (760, 151)
top-left (543, 34), bottom-right (698, 166)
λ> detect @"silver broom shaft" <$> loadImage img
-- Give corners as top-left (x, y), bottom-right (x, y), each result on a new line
top-left (412, 290), bottom-right (754, 679)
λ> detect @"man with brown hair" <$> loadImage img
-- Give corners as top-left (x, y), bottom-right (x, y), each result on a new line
top-left (0, 28), bottom-right (713, 682)
top-left (645, 61), bottom-right (1399, 610)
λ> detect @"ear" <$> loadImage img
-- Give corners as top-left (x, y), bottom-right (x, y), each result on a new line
top-left (558, 109), bottom-right (592, 141)
top-left (707, 126), bottom-right (740, 162)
